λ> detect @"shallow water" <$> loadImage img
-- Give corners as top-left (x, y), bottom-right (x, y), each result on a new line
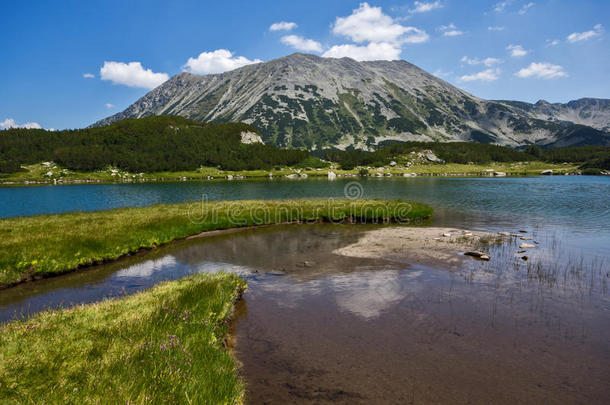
top-left (1, 177), bottom-right (609, 403)
top-left (0, 222), bottom-right (608, 403)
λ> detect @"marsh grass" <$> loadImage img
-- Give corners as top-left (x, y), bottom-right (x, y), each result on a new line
top-left (0, 199), bottom-right (432, 287)
top-left (0, 273), bottom-right (246, 404)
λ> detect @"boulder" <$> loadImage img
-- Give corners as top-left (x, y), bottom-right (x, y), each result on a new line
top-left (389, 161), bottom-right (397, 167)
top-left (498, 232), bottom-right (511, 236)
top-left (493, 172), bottom-right (507, 177)
top-left (465, 251), bottom-right (491, 261)
top-left (328, 171), bottom-right (337, 180)
top-left (520, 243), bottom-right (536, 248)
top-left (541, 169), bottom-right (553, 175)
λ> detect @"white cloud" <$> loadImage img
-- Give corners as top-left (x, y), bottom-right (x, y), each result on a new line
top-left (269, 21), bottom-right (297, 31)
top-left (182, 50), bottom-right (262, 75)
top-left (506, 44), bottom-right (527, 57)
top-left (567, 24), bottom-right (603, 43)
top-left (280, 35), bottom-right (323, 52)
top-left (409, 1), bottom-right (443, 14)
top-left (461, 56), bottom-right (502, 67)
top-left (433, 69), bottom-right (452, 78)
top-left (323, 42), bottom-right (402, 61)
top-left (100, 61), bottom-right (168, 89)
top-left (105, 103), bottom-right (115, 109)
top-left (515, 62), bottom-right (567, 79)
top-left (518, 2), bottom-right (535, 15)
top-left (546, 39), bottom-right (559, 46)
top-left (331, 2), bottom-right (428, 44)
top-left (493, 1), bottom-right (513, 12)
top-left (439, 23), bottom-right (463, 37)
top-left (83, 73), bottom-right (94, 79)
top-left (488, 26), bottom-right (505, 31)
top-left (0, 118), bottom-right (42, 130)
top-left (459, 68), bottom-right (501, 82)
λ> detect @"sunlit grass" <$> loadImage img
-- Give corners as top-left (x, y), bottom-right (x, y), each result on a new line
top-left (0, 273), bottom-right (246, 404)
top-left (0, 199), bottom-right (433, 287)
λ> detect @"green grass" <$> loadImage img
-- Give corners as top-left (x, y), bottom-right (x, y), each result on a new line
top-left (0, 199), bottom-right (433, 287)
top-left (0, 273), bottom-right (247, 404)
top-left (0, 160), bottom-right (580, 184)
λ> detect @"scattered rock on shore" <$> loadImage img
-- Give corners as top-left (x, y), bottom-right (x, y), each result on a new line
top-left (464, 251), bottom-right (491, 261)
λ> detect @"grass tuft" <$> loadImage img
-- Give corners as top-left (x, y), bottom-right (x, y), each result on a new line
top-left (0, 273), bottom-right (247, 404)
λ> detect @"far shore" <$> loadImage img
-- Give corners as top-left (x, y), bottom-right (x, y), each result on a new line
top-left (0, 161), bottom-right (586, 186)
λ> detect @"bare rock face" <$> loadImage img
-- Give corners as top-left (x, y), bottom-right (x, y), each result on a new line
top-left (93, 53), bottom-right (610, 150)
top-left (240, 131), bottom-right (264, 144)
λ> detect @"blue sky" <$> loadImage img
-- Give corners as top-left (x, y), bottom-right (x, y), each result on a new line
top-left (1, 0), bottom-right (608, 130)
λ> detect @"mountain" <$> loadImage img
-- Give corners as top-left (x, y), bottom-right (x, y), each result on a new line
top-left (94, 53), bottom-right (610, 150)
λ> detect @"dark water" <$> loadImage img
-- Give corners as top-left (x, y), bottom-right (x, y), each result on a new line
top-left (1, 177), bottom-right (609, 403)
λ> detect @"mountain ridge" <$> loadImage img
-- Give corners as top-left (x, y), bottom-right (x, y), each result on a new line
top-left (94, 53), bottom-right (610, 150)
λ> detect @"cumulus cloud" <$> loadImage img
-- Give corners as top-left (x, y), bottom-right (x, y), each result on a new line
top-left (323, 42), bottom-right (402, 61)
top-left (515, 62), bottom-right (567, 79)
top-left (409, 1), bottom-right (443, 14)
top-left (105, 103), bottom-right (115, 109)
top-left (507, 44), bottom-right (527, 57)
top-left (461, 56), bottom-right (502, 67)
top-left (331, 3), bottom-right (428, 45)
top-left (458, 68), bottom-right (501, 82)
top-left (280, 35), bottom-right (323, 52)
top-left (488, 26), bottom-right (505, 31)
top-left (439, 23), bottom-right (463, 37)
top-left (100, 61), bottom-right (168, 89)
top-left (433, 69), bottom-right (452, 78)
top-left (182, 50), bottom-right (262, 75)
top-left (0, 118), bottom-right (42, 130)
top-left (269, 21), bottom-right (297, 31)
top-left (546, 39), bottom-right (559, 46)
top-left (567, 24), bottom-right (603, 43)
top-left (518, 2), bottom-right (535, 15)
top-left (83, 73), bottom-right (95, 79)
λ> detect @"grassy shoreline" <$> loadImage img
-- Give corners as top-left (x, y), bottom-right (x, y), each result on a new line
top-left (0, 161), bottom-right (582, 185)
top-left (0, 199), bottom-right (432, 288)
top-left (0, 273), bottom-right (247, 403)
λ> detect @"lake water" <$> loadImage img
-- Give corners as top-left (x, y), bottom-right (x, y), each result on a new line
top-left (1, 176), bottom-right (609, 403)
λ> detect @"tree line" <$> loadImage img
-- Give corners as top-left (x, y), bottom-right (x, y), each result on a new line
top-left (0, 116), bottom-right (308, 173)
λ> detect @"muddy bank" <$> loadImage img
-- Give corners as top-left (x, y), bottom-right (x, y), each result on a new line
top-left (334, 226), bottom-right (505, 268)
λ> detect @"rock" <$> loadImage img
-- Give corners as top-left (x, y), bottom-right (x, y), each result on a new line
top-left (517, 250), bottom-right (526, 253)
top-left (520, 243), bottom-right (536, 248)
top-left (493, 171), bottom-right (507, 177)
top-left (519, 230), bottom-right (527, 233)
top-left (465, 251), bottom-right (491, 261)
top-left (328, 171), bottom-right (337, 180)
top-left (520, 236), bottom-right (532, 240)
top-left (442, 233), bottom-right (452, 237)
top-left (300, 173), bottom-right (308, 178)
top-left (424, 150), bottom-right (444, 163)
top-left (521, 256), bottom-right (528, 261)
top-left (226, 174), bottom-right (234, 180)
top-left (240, 131), bottom-right (264, 144)
top-left (511, 233), bottom-right (522, 237)
top-left (403, 173), bottom-right (417, 177)
top-left (498, 232), bottom-right (511, 236)
top-left (389, 161), bottom-right (397, 167)
top-left (285, 174), bottom-right (298, 178)
top-left (540, 169), bottom-right (553, 175)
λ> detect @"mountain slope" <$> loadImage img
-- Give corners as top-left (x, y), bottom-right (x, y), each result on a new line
top-left (95, 53), bottom-right (610, 150)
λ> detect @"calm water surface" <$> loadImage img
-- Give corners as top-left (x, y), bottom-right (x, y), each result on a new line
top-left (1, 177), bottom-right (609, 403)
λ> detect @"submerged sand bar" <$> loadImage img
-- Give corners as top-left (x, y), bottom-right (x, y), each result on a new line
top-left (334, 226), bottom-right (503, 267)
